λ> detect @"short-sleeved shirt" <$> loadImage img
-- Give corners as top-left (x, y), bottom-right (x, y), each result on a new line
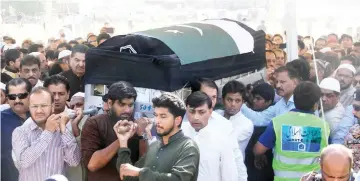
top-left (81, 114), bottom-right (141, 181)
top-left (1, 108), bottom-right (29, 181)
top-left (258, 109), bottom-right (316, 149)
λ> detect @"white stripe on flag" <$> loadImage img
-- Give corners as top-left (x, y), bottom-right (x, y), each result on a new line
top-left (199, 20), bottom-right (254, 54)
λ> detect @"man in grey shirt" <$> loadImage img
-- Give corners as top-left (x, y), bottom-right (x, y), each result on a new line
top-left (114, 93), bottom-right (200, 181)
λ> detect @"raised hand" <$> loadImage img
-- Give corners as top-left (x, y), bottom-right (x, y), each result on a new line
top-left (45, 114), bottom-right (60, 133)
top-left (113, 120), bottom-right (137, 142)
top-left (59, 112), bottom-right (70, 133)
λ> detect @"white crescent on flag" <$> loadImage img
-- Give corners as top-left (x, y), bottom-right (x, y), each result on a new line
top-left (175, 24), bottom-right (204, 36)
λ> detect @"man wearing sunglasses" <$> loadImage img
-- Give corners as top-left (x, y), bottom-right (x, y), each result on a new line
top-left (319, 78), bottom-right (345, 143)
top-left (1, 78), bottom-right (32, 181)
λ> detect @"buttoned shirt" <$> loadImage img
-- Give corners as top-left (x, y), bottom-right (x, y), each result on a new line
top-left (340, 85), bottom-right (356, 107)
top-left (333, 105), bottom-right (357, 144)
top-left (12, 118), bottom-right (81, 181)
top-left (321, 102), bottom-right (345, 140)
top-left (216, 110), bottom-right (254, 158)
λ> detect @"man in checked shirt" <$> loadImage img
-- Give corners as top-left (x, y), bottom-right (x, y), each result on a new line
top-left (12, 87), bottom-right (81, 181)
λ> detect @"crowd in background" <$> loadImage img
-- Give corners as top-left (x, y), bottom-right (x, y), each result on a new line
top-left (1, 25), bottom-right (360, 181)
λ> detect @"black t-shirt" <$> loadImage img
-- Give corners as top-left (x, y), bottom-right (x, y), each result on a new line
top-left (60, 69), bottom-right (84, 99)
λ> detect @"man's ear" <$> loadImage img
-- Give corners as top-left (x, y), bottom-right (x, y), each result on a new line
top-left (175, 116), bottom-right (182, 127)
top-left (107, 99), bottom-right (113, 106)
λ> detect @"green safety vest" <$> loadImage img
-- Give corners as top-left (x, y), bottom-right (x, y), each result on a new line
top-left (272, 111), bottom-right (330, 181)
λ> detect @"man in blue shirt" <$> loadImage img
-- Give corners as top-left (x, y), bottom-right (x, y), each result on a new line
top-left (241, 66), bottom-right (301, 126)
top-left (1, 78), bottom-right (32, 181)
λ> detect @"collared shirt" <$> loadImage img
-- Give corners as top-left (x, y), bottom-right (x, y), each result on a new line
top-left (321, 102), bottom-right (345, 140)
top-left (333, 105), bottom-right (357, 144)
top-left (241, 95), bottom-right (295, 126)
top-left (81, 114), bottom-right (142, 181)
top-left (1, 108), bottom-right (30, 181)
top-left (12, 118), bottom-right (81, 181)
top-left (216, 109), bottom-right (254, 158)
top-left (340, 85), bottom-right (356, 107)
top-left (116, 130), bottom-right (200, 181)
top-left (60, 70), bottom-right (84, 99)
top-left (182, 111), bottom-right (246, 181)
top-left (192, 124), bottom-right (245, 181)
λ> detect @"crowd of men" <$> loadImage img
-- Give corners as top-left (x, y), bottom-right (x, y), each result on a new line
top-left (1, 30), bottom-right (360, 181)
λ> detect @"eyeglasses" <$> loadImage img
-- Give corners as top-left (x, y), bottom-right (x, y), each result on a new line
top-left (336, 74), bottom-right (354, 79)
top-left (29, 104), bottom-right (51, 110)
top-left (7, 93), bottom-right (29, 100)
top-left (354, 105), bottom-right (360, 112)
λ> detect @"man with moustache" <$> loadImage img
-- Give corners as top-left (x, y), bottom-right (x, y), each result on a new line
top-left (81, 81), bottom-right (149, 181)
top-left (19, 54), bottom-right (43, 89)
top-left (241, 66), bottom-right (301, 126)
top-left (1, 78), bottom-right (32, 181)
top-left (335, 64), bottom-right (357, 107)
top-left (29, 52), bottom-right (48, 79)
top-left (12, 87), bottom-right (81, 181)
top-left (115, 93), bottom-right (200, 181)
top-left (60, 44), bottom-right (88, 99)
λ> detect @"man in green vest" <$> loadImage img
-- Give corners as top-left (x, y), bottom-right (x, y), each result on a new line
top-left (253, 81), bottom-right (331, 181)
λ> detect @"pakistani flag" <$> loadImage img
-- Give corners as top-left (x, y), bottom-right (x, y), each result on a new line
top-left (135, 19), bottom-right (254, 65)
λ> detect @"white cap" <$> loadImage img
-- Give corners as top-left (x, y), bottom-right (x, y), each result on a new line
top-left (319, 77), bottom-right (340, 93)
top-left (58, 50), bottom-right (71, 59)
top-left (320, 47), bottom-right (331, 53)
top-left (0, 82), bottom-right (5, 90)
top-left (336, 63), bottom-right (356, 74)
top-left (46, 174), bottom-right (68, 181)
top-left (72, 92), bottom-right (85, 98)
top-left (29, 52), bottom-right (42, 57)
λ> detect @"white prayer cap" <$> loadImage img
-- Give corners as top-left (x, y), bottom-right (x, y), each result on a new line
top-left (0, 82), bottom-right (5, 90)
top-left (58, 50), bottom-right (71, 59)
top-left (320, 47), bottom-right (331, 53)
top-left (72, 92), bottom-right (85, 98)
top-left (45, 174), bottom-right (69, 181)
top-left (336, 63), bottom-right (356, 74)
top-left (319, 78), bottom-right (340, 93)
top-left (29, 52), bottom-right (42, 57)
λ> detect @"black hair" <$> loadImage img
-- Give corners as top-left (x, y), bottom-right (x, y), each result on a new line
top-left (102, 94), bottom-right (109, 102)
top-left (28, 44), bottom-right (43, 53)
top-left (152, 92), bottom-right (186, 127)
top-left (45, 50), bottom-right (58, 60)
top-left (30, 87), bottom-right (54, 103)
top-left (1, 73), bottom-right (13, 84)
top-left (354, 42), bottom-right (360, 47)
top-left (275, 66), bottom-right (301, 81)
top-left (97, 33), bottom-right (111, 44)
top-left (186, 91), bottom-right (212, 109)
top-left (298, 40), bottom-right (305, 50)
top-left (57, 43), bottom-right (72, 51)
top-left (4, 49), bottom-right (21, 66)
top-left (5, 78), bottom-right (32, 94)
top-left (107, 81), bottom-right (137, 102)
top-left (20, 55), bottom-right (41, 69)
top-left (328, 33), bottom-right (338, 40)
top-left (43, 75), bottom-right (70, 92)
top-left (293, 81), bottom-right (321, 111)
top-left (340, 34), bottom-right (353, 43)
top-left (48, 62), bottom-right (64, 76)
top-left (286, 59), bottom-right (310, 81)
top-left (222, 80), bottom-right (245, 99)
top-left (315, 38), bottom-right (327, 44)
top-left (71, 44), bottom-right (89, 57)
top-left (68, 40), bottom-right (79, 45)
top-left (272, 34), bottom-right (283, 41)
top-left (341, 55), bottom-right (359, 67)
top-left (266, 49), bottom-right (277, 58)
top-left (19, 48), bottom-right (29, 55)
top-left (190, 77), bottom-right (218, 94)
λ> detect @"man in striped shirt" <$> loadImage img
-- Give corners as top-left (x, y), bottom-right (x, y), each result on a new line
top-left (12, 87), bottom-right (81, 181)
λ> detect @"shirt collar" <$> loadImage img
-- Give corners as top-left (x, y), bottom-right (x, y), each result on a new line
top-left (28, 117), bottom-right (40, 131)
top-left (290, 108), bottom-right (315, 115)
top-left (8, 109), bottom-right (30, 122)
top-left (4, 66), bottom-right (18, 73)
top-left (160, 130), bottom-right (184, 146)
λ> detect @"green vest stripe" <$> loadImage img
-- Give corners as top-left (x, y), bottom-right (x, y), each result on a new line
top-left (272, 112), bottom-right (330, 181)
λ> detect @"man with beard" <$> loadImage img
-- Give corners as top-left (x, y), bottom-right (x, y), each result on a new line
top-left (29, 52), bottom-right (48, 79)
top-left (335, 64), bottom-right (356, 107)
top-left (60, 44), bottom-right (88, 99)
top-left (19, 55), bottom-right (43, 89)
top-left (43, 75), bottom-right (71, 114)
top-left (241, 66), bottom-right (300, 126)
top-left (115, 92), bottom-right (200, 181)
top-left (319, 78), bottom-right (345, 142)
top-left (1, 78), bottom-right (31, 181)
top-left (81, 81), bottom-right (149, 181)
top-left (12, 87), bottom-right (81, 181)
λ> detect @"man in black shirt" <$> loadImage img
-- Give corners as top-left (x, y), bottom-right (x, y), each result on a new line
top-left (60, 44), bottom-right (88, 99)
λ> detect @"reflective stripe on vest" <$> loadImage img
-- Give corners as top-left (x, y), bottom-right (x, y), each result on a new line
top-left (274, 170), bottom-right (306, 179)
top-left (274, 154), bottom-right (320, 165)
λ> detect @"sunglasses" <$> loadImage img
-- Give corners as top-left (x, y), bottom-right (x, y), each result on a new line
top-left (353, 105), bottom-right (360, 112)
top-left (7, 93), bottom-right (29, 100)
